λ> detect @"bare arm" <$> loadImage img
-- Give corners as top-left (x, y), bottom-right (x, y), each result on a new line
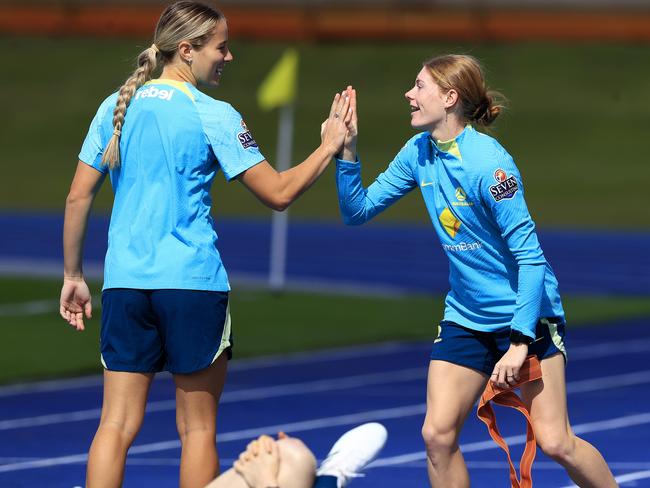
top-left (60, 161), bottom-right (106, 331)
top-left (238, 90), bottom-right (352, 211)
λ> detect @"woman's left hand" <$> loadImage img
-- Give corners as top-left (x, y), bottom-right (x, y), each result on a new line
top-left (59, 277), bottom-right (92, 332)
top-left (490, 343), bottom-right (529, 389)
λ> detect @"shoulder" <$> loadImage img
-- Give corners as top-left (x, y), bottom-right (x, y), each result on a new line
top-left (462, 127), bottom-right (517, 177)
top-left (193, 92), bottom-right (245, 131)
top-left (94, 92), bottom-right (119, 120)
top-left (396, 132), bottom-right (430, 160)
top-left (194, 91), bottom-right (238, 117)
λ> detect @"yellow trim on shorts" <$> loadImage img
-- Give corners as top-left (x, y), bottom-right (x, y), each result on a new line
top-left (541, 317), bottom-right (567, 361)
top-left (211, 299), bottom-right (232, 363)
top-left (434, 323), bottom-right (442, 343)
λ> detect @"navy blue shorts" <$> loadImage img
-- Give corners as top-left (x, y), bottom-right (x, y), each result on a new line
top-left (430, 318), bottom-right (566, 376)
top-left (101, 289), bottom-right (232, 374)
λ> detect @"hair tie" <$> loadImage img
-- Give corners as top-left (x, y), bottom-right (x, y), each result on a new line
top-left (150, 43), bottom-right (159, 54)
top-left (113, 128), bottom-right (121, 137)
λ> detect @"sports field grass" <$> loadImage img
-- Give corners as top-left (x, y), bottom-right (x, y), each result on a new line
top-left (1, 276), bottom-right (650, 384)
top-left (2, 37), bottom-right (649, 227)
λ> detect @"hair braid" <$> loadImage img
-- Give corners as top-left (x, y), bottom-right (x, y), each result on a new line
top-left (99, 2), bottom-right (224, 170)
top-left (101, 46), bottom-right (158, 169)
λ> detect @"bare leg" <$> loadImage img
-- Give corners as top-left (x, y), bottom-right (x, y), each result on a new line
top-left (520, 353), bottom-right (617, 488)
top-left (205, 437), bottom-right (316, 488)
top-left (422, 360), bottom-right (488, 488)
top-left (86, 370), bottom-right (154, 488)
top-left (175, 355), bottom-right (228, 488)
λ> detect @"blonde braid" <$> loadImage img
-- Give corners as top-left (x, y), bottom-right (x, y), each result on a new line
top-left (101, 45), bottom-right (159, 169)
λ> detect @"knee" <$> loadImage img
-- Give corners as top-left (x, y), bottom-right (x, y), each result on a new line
top-left (277, 438), bottom-right (317, 488)
top-left (177, 421), bottom-right (215, 442)
top-left (98, 416), bottom-right (142, 445)
top-left (536, 430), bottom-right (577, 464)
top-left (421, 422), bottom-right (457, 456)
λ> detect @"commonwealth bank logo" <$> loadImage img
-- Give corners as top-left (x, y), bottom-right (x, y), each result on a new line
top-left (439, 207), bottom-right (461, 238)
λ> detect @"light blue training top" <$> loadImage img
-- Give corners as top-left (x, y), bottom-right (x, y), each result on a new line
top-left (79, 79), bottom-right (265, 291)
top-left (336, 125), bottom-right (564, 339)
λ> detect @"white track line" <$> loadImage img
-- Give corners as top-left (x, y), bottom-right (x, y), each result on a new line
top-left (370, 412), bottom-right (650, 468)
top-left (0, 367), bottom-right (425, 431)
top-left (561, 469), bottom-right (650, 487)
top-left (4, 361), bottom-right (650, 432)
top-left (0, 404), bottom-right (427, 473)
top-left (0, 299), bottom-right (59, 317)
top-left (383, 461), bottom-right (650, 470)
top-left (1, 408), bottom-right (649, 474)
top-left (0, 341), bottom-right (427, 398)
top-left (2, 336), bottom-right (650, 398)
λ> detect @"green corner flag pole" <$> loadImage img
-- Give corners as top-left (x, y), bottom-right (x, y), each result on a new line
top-left (257, 48), bottom-right (299, 291)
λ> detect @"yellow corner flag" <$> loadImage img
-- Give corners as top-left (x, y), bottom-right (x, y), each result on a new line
top-left (258, 48), bottom-right (299, 111)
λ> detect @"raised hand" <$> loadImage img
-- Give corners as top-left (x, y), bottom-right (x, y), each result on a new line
top-left (320, 89), bottom-right (353, 155)
top-left (341, 85), bottom-right (357, 161)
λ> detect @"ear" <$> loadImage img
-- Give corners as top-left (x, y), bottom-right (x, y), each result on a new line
top-left (443, 89), bottom-right (459, 109)
top-left (177, 40), bottom-right (194, 63)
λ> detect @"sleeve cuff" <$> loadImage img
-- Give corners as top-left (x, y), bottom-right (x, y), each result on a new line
top-left (335, 157), bottom-right (360, 166)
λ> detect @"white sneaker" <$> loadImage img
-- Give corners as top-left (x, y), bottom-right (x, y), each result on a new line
top-left (316, 422), bottom-right (388, 488)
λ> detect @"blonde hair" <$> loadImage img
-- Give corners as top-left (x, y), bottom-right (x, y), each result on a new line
top-left (423, 54), bottom-right (505, 127)
top-left (101, 1), bottom-right (224, 169)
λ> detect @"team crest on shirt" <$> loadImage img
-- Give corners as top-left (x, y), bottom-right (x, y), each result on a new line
top-left (489, 168), bottom-right (519, 202)
top-left (452, 187), bottom-right (473, 207)
top-left (237, 119), bottom-right (258, 149)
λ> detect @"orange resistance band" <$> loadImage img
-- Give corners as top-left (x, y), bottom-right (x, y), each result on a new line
top-left (476, 356), bottom-right (543, 488)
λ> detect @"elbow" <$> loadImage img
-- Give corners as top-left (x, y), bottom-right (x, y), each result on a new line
top-left (343, 216), bottom-right (361, 226)
top-left (341, 210), bottom-right (366, 226)
top-left (271, 201), bottom-right (290, 212)
top-left (65, 191), bottom-right (85, 208)
top-left (266, 194), bottom-right (291, 212)
top-left (271, 193), bottom-right (292, 212)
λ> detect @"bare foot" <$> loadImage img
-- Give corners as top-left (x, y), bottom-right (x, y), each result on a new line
top-left (234, 435), bottom-right (280, 488)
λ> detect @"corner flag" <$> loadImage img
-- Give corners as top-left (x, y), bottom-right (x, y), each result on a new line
top-left (258, 48), bottom-right (299, 111)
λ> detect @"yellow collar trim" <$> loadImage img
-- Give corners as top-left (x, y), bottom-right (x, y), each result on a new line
top-left (145, 79), bottom-right (195, 102)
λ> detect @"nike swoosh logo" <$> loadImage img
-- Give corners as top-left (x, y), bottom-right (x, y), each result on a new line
top-left (421, 181), bottom-right (434, 187)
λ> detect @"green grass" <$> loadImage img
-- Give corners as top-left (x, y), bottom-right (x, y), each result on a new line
top-left (2, 37), bottom-right (650, 228)
top-left (1, 277), bottom-right (649, 384)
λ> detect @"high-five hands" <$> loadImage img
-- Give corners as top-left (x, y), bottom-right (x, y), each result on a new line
top-left (321, 88), bottom-right (354, 155)
top-left (341, 85), bottom-right (357, 161)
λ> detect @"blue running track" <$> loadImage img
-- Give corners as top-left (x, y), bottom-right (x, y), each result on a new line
top-left (1, 318), bottom-right (650, 487)
top-left (2, 213), bottom-right (650, 295)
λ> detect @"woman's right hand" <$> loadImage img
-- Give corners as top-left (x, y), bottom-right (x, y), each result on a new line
top-left (340, 86), bottom-right (357, 161)
top-left (59, 277), bottom-right (92, 331)
top-left (320, 89), bottom-right (353, 156)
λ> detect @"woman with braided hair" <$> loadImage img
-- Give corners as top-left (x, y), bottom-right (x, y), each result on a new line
top-left (335, 55), bottom-right (616, 487)
top-left (59, 1), bottom-right (351, 486)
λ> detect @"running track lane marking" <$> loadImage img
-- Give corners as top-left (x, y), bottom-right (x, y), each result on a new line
top-left (369, 411), bottom-right (650, 468)
top-left (4, 365), bottom-right (650, 431)
top-left (560, 469), bottom-right (650, 487)
top-left (3, 336), bottom-right (650, 398)
top-left (1, 409), bottom-right (649, 474)
top-left (0, 367), bottom-right (425, 430)
top-left (0, 341), bottom-right (427, 397)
